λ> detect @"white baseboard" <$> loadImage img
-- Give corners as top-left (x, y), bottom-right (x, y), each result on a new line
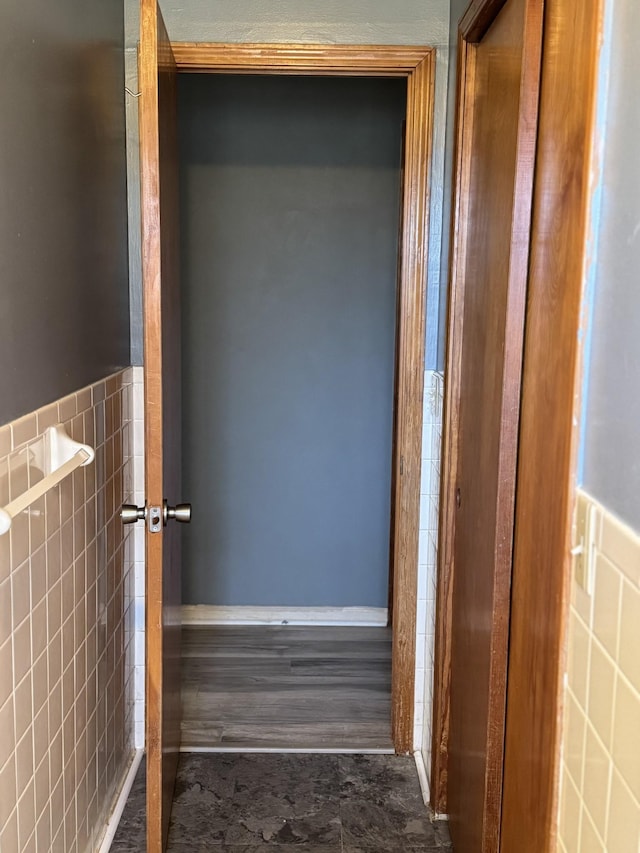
top-left (181, 745), bottom-right (395, 755)
top-left (413, 749), bottom-right (431, 807)
top-left (97, 749), bottom-right (144, 853)
top-left (412, 750), bottom-right (449, 820)
top-left (181, 605), bottom-right (388, 627)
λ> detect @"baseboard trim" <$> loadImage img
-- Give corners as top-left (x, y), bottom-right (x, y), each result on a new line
top-left (181, 605), bottom-right (388, 627)
top-left (413, 749), bottom-right (430, 807)
top-left (180, 746), bottom-right (395, 755)
top-left (97, 749), bottom-right (144, 853)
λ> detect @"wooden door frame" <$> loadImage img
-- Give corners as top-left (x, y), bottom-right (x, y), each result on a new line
top-left (431, 2), bottom-right (606, 849)
top-left (499, 0), bottom-right (605, 849)
top-left (169, 42), bottom-right (435, 753)
top-left (139, 1), bottom-right (182, 848)
top-left (430, 1), bottom-right (514, 812)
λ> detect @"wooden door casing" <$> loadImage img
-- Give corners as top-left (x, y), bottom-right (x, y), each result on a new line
top-left (442, 0), bottom-right (544, 850)
top-left (500, 1), bottom-right (606, 850)
top-left (138, 38), bottom-right (436, 847)
top-left (139, 0), bottom-right (182, 849)
top-left (433, 1), bottom-right (605, 848)
top-left (168, 42), bottom-right (435, 754)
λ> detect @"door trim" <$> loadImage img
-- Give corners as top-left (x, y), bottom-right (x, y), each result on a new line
top-left (139, 1), bottom-right (182, 848)
top-left (431, 0), bottom-right (606, 844)
top-left (430, 28), bottom-right (470, 814)
top-left (432, 0), bottom-right (545, 840)
top-left (171, 42), bottom-right (431, 75)
top-left (171, 42), bottom-right (435, 753)
top-left (500, 1), bottom-right (606, 849)
top-left (430, 0), bottom-right (513, 811)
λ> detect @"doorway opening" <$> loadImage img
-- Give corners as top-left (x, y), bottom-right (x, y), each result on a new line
top-left (139, 25), bottom-right (435, 843)
top-left (177, 72), bottom-right (404, 753)
top-left (156, 43), bottom-right (435, 758)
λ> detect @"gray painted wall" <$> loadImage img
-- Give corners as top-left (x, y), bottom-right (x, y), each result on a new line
top-left (179, 75), bottom-right (405, 607)
top-left (124, 0), bottom-right (449, 368)
top-left (0, 0), bottom-right (130, 424)
top-left (582, 0), bottom-right (640, 531)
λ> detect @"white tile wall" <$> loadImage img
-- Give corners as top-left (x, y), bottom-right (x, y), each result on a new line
top-left (414, 370), bottom-right (444, 790)
top-left (559, 489), bottom-right (640, 852)
top-left (130, 367), bottom-right (145, 750)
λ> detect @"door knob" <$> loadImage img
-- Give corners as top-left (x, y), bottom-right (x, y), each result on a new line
top-left (163, 500), bottom-right (192, 525)
top-left (121, 504), bottom-right (146, 524)
top-left (121, 502), bottom-right (191, 528)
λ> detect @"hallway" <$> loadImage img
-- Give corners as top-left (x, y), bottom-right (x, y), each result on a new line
top-left (110, 753), bottom-right (453, 851)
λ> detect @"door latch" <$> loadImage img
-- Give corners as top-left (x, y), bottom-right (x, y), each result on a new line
top-left (121, 503), bottom-right (163, 532)
top-left (147, 506), bottom-right (163, 533)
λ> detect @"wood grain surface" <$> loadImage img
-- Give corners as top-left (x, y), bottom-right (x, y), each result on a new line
top-left (441, 0), bottom-right (544, 849)
top-left (139, 1), bottom-right (182, 849)
top-left (181, 626), bottom-right (393, 751)
top-left (460, 0), bottom-right (510, 41)
top-left (431, 29), bottom-right (472, 816)
top-left (390, 51), bottom-right (435, 754)
top-left (171, 42), bottom-right (429, 75)
top-left (500, 1), bottom-right (605, 850)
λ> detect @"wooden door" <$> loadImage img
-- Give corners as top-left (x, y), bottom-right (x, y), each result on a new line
top-left (500, 1), bottom-right (606, 849)
top-left (139, 0), bottom-right (183, 849)
top-left (446, 0), bottom-right (543, 850)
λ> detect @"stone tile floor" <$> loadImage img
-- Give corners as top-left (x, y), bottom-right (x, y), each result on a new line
top-left (110, 753), bottom-right (453, 852)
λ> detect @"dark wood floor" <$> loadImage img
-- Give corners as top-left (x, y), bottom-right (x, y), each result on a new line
top-left (180, 625), bottom-right (393, 751)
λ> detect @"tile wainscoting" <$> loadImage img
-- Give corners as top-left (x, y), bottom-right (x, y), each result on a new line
top-left (559, 490), bottom-right (640, 852)
top-left (414, 370), bottom-right (444, 790)
top-left (130, 367), bottom-right (145, 750)
top-left (0, 369), bottom-right (137, 852)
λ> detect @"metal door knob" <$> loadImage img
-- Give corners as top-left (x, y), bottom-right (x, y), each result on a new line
top-left (163, 500), bottom-right (192, 525)
top-left (121, 504), bottom-right (146, 524)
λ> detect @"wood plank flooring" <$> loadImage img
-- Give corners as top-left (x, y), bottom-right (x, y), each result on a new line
top-left (180, 625), bottom-right (393, 751)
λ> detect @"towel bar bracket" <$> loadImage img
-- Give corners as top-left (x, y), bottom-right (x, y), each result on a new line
top-left (0, 424), bottom-right (95, 536)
